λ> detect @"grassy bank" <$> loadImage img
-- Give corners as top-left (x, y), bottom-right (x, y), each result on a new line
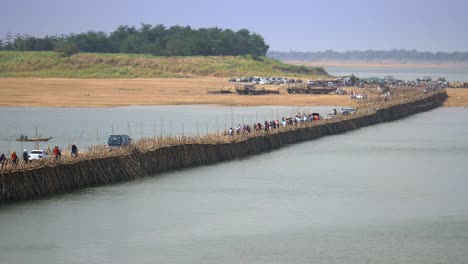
top-left (0, 51), bottom-right (329, 78)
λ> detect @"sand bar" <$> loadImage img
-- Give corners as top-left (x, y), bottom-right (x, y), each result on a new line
top-left (0, 78), bottom-right (352, 107)
top-left (0, 78), bottom-right (465, 108)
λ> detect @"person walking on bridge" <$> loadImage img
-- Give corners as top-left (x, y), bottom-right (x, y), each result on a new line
top-left (0, 153), bottom-right (6, 167)
top-left (71, 144), bottom-right (78, 157)
top-left (53, 146), bottom-right (61, 160)
top-left (11, 151), bottom-right (18, 165)
top-left (22, 149), bottom-right (28, 164)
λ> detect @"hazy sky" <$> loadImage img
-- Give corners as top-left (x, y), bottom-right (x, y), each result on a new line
top-left (1, 0), bottom-right (467, 52)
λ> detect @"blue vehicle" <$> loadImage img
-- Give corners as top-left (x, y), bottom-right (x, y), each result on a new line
top-left (107, 135), bottom-right (132, 148)
top-left (341, 108), bottom-right (356, 115)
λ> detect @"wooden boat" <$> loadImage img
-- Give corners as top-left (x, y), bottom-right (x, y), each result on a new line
top-left (16, 135), bottom-right (53, 142)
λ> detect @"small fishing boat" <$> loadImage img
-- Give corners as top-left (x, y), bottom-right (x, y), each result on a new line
top-left (16, 134), bottom-right (53, 142)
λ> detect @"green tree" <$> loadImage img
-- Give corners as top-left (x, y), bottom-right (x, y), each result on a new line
top-left (67, 31), bottom-right (113, 53)
top-left (109, 25), bottom-right (137, 52)
top-left (4, 24), bottom-right (271, 56)
top-left (12, 35), bottom-right (56, 51)
top-left (120, 34), bottom-right (150, 54)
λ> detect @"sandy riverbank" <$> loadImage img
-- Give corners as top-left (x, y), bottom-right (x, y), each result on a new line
top-left (0, 78), bottom-right (465, 108)
top-left (0, 78), bottom-right (352, 107)
top-left (444, 88), bottom-right (468, 107)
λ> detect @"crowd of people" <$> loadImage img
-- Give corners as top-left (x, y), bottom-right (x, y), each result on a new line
top-left (0, 144), bottom-right (79, 168)
top-left (227, 112), bottom-right (323, 136)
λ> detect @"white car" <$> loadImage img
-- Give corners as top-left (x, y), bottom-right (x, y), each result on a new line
top-left (28, 149), bottom-right (49, 160)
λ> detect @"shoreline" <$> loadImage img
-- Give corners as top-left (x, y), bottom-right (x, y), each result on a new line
top-left (285, 60), bottom-right (468, 68)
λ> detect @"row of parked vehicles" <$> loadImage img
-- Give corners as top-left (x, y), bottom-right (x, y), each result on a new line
top-left (324, 108), bottom-right (356, 120)
top-left (229, 76), bottom-right (303, 85)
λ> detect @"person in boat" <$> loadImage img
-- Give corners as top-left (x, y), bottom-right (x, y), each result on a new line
top-left (22, 149), bottom-right (28, 164)
top-left (71, 144), bottom-right (78, 157)
top-left (53, 146), bottom-right (61, 160)
top-left (11, 151), bottom-right (18, 164)
top-left (18, 134), bottom-right (26, 141)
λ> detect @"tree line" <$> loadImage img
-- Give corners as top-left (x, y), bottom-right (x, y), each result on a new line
top-left (0, 24), bottom-right (270, 56)
top-left (268, 50), bottom-right (468, 61)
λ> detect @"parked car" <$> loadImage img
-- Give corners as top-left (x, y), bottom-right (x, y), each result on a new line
top-left (324, 113), bottom-right (336, 119)
top-left (28, 149), bottom-right (49, 160)
top-left (108, 134), bottom-right (132, 148)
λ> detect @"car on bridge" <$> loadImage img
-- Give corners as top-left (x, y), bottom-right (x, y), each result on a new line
top-left (28, 149), bottom-right (49, 160)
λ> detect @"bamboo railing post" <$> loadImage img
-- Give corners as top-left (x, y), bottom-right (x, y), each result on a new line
top-left (230, 105), bottom-right (234, 129)
top-left (128, 121), bottom-right (131, 137)
top-left (141, 121), bottom-right (144, 138)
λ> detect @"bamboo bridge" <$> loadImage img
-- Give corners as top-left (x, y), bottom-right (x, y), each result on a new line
top-left (0, 91), bottom-right (448, 202)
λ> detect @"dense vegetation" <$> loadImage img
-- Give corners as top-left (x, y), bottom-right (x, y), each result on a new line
top-left (0, 24), bottom-right (269, 56)
top-left (0, 51), bottom-right (329, 78)
top-left (268, 50), bottom-right (468, 61)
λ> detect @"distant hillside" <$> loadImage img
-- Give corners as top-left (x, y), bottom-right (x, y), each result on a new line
top-left (268, 50), bottom-right (468, 61)
top-left (0, 51), bottom-right (329, 78)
